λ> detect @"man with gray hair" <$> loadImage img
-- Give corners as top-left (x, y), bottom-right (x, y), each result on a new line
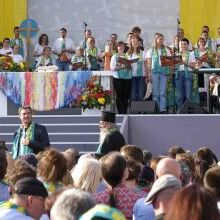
top-left (50, 188), bottom-right (95, 220)
top-left (96, 111), bottom-right (125, 157)
top-left (145, 174), bottom-right (182, 220)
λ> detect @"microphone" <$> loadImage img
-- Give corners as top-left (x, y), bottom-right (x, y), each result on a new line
top-left (177, 19), bottom-right (180, 24)
top-left (83, 22), bottom-right (88, 27)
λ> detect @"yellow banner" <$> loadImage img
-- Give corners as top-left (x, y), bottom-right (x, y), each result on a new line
top-left (180, 0), bottom-right (220, 44)
top-left (0, 0), bottom-right (27, 42)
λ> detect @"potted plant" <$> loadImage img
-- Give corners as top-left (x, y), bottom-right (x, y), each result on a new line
top-left (77, 75), bottom-right (112, 114)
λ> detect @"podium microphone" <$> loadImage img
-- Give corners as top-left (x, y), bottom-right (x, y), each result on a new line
top-left (83, 22), bottom-right (88, 27)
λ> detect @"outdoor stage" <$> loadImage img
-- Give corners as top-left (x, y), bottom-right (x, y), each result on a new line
top-left (0, 71), bottom-right (219, 158)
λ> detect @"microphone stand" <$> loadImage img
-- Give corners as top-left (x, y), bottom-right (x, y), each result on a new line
top-left (172, 19), bottom-right (181, 114)
top-left (83, 22), bottom-right (88, 70)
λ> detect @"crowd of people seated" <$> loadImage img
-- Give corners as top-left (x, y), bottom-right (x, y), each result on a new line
top-left (1, 25), bottom-right (220, 113)
top-left (0, 144), bottom-right (220, 220)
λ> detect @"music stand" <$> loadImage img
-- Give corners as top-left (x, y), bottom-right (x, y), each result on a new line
top-left (160, 55), bottom-right (182, 67)
top-left (160, 55), bottom-right (182, 113)
top-left (83, 22), bottom-right (88, 70)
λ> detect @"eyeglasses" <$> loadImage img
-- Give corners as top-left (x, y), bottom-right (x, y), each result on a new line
top-left (4, 41), bottom-right (10, 43)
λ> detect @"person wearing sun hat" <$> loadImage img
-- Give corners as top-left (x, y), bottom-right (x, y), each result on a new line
top-left (0, 177), bottom-right (48, 220)
top-left (96, 111), bottom-right (125, 157)
top-left (145, 174), bottom-right (181, 220)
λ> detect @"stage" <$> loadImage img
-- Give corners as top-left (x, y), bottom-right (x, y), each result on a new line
top-left (0, 114), bottom-right (219, 159)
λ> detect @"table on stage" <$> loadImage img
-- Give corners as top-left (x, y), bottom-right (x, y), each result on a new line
top-left (0, 71), bottom-right (114, 116)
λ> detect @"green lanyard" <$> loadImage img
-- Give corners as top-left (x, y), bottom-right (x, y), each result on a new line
top-left (0, 201), bottom-right (28, 216)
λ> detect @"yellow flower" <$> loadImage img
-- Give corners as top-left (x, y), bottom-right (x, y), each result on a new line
top-left (82, 95), bottom-right (87, 101)
top-left (98, 98), bottom-right (105, 105)
top-left (19, 62), bottom-right (24, 69)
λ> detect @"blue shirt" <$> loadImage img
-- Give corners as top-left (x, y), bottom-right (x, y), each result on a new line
top-left (133, 198), bottom-right (155, 220)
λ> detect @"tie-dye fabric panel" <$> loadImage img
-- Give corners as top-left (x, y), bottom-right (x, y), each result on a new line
top-left (0, 71), bottom-right (92, 111)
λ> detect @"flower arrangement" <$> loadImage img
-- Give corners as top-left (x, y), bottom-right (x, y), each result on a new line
top-left (77, 75), bottom-right (112, 111)
top-left (0, 55), bottom-right (25, 72)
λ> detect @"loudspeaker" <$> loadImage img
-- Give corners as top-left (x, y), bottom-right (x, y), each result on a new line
top-left (179, 100), bottom-right (207, 114)
top-left (130, 101), bottom-right (158, 114)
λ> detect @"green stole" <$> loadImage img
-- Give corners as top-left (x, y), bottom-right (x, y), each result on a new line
top-left (96, 127), bottom-right (118, 154)
top-left (151, 48), bottom-right (169, 74)
top-left (116, 54), bottom-right (132, 79)
top-left (10, 38), bottom-right (24, 56)
top-left (39, 56), bottom-right (53, 66)
top-left (0, 201), bottom-right (28, 216)
top-left (12, 123), bottom-right (35, 159)
top-left (88, 47), bottom-right (99, 70)
top-left (43, 181), bottom-right (63, 194)
top-left (135, 53), bottom-right (143, 77)
top-left (72, 55), bottom-right (86, 64)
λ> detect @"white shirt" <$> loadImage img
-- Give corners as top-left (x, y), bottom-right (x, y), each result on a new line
top-left (10, 38), bottom-right (27, 60)
top-left (216, 38), bottom-right (220, 48)
top-left (34, 43), bottom-right (46, 62)
top-left (9, 54), bottom-right (24, 64)
top-left (126, 51), bottom-right (145, 77)
top-left (145, 47), bottom-right (171, 67)
top-left (194, 38), bottom-right (216, 52)
top-left (110, 54), bottom-right (119, 78)
top-left (0, 48), bottom-right (13, 55)
top-left (0, 208), bottom-right (34, 220)
top-left (179, 51), bottom-right (196, 71)
top-left (52, 37), bottom-right (75, 59)
top-left (36, 56), bottom-right (54, 68)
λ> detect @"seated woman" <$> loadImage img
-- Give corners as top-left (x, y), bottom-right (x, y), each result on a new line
top-left (36, 46), bottom-right (54, 68)
top-left (94, 152), bottom-right (145, 220)
top-left (9, 45), bottom-right (24, 64)
top-left (37, 148), bottom-right (70, 194)
top-left (71, 46), bottom-right (90, 70)
top-left (71, 157), bottom-right (101, 193)
top-left (0, 38), bottom-right (12, 55)
top-left (86, 37), bottom-right (102, 70)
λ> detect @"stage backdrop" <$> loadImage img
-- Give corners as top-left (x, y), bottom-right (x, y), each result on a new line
top-left (180, 0), bottom-right (220, 44)
top-left (0, 0), bottom-right (27, 41)
top-left (28, 0), bottom-right (179, 48)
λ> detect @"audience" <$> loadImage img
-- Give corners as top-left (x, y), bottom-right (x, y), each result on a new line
top-left (0, 177), bottom-right (48, 220)
top-left (204, 165), bottom-right (220, 212)
top-left (165, 184), bottom-right (220, 220)
top-left (145, 174), bottom-right (182, 220)
top-left (37, 149), bottom-right (69, 193)
top-left (71, 158), bottom-right (102, 193)
top-left (94, 152), bottom-right (144, 220)
top-left (0, 150), bottom-right (9, 202)
top-left (50, 188), bottom-right (95, 220)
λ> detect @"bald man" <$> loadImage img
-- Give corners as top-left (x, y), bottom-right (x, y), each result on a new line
top-left (156, 157), bottom-right (181, 180)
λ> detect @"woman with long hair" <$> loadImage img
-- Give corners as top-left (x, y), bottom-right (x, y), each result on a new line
top-left (34, 33), bottom-right (49, 64)
top-left (94, 152), bottom-right (144, 220)
top-left (126, 36), bottom-right (145, 101)
top-left (145, 33), bottom-right (171, 113)
top-left (71, 158), bottom-right (102, 193)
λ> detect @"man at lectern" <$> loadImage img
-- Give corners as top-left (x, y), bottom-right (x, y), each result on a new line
top-left (12, 106), bottom-right (50, 159)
